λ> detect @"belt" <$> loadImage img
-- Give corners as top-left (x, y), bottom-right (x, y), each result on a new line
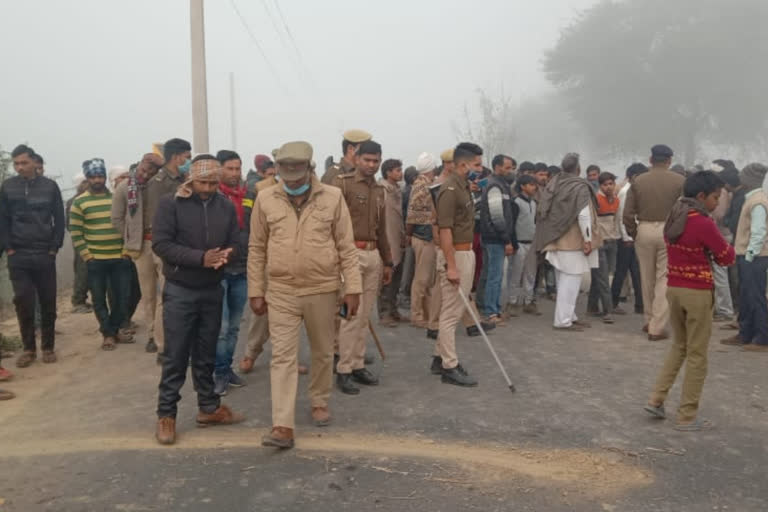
top-left (453, 243), bottom-right (472, 251)
top-left (355, 241), bottom-right (377, 250)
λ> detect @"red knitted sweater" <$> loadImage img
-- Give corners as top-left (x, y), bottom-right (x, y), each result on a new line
top-left (666, 211), bottom-right (735, 290)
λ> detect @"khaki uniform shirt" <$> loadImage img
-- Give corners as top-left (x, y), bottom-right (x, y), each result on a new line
top-left (146, 167), bottom-right (185, 234)
top-left (321, 158), bottom-right (354, 185)
top-left (623, 166), bottom-right (684, 239)
top-left (436, 173), bottom-right (474, 245)
top-left (379, 178), bottom-right (404, 267)
top-left (332, 169), bottom-right (392, 265)
top-left (248, 176), bottom-right (362, 298)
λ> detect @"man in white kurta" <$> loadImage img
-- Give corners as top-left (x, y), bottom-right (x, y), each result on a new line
top-left (534, 153), bottom-right (601, 331)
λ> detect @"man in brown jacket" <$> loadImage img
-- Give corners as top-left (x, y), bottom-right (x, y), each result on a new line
top-left (250, 141), bottom-right (362, 449)
top-left (623, 145), bottom-right (684, 341)
top-left (332, 141), bottom-right (393, 395)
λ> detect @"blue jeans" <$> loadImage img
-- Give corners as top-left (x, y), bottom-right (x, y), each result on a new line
top-left (482, 243), bottom-right (506, 317)
top-left (214, 273), bottom-right (248, 376)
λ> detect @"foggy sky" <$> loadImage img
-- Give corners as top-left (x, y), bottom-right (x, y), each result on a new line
top-left (0, 0), bottom-right (598, 189)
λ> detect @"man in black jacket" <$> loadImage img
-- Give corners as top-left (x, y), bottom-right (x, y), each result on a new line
top-left (0, 145), bottom-right (64, 368)
top-left (152, 155), bottom-right (245, 445)
top-left (479, 154), bottom-right (517, 324)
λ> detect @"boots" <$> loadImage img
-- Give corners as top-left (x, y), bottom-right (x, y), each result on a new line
top-left (156, 417), bottom-right (176, 445)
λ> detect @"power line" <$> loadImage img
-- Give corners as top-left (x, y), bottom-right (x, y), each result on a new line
top-left (258, 0), bottom-right (291, 52)
top-left (228, 0), bottom-right (290, 94)
top-left (272, 0), bottom-right (315, 85)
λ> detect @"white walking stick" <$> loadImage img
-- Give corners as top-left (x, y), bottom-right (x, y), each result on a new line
top-left (457, 287), bottom-right (516, 392)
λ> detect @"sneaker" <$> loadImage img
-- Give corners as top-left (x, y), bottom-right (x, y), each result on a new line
top-left (16, 351), bottom-right (36, 368)
top-left (196, 404), bottom-right (245, 427)
top-left (430, 356), bottom-right (443, 375)
top-left (214, 373), bottom-right (229, 396)
top-left (262, 426), bottom-right (294, 449)
top-left (441, 365), bottom-right (478, 387)
top-left (228, 371), bottom-right (246, 388)
top-left (156, 417), bottom-right (176, 445)
top-left (523, 303), bottom-right (542, 316)
top-left (145, 338), bottom-right (158, 353)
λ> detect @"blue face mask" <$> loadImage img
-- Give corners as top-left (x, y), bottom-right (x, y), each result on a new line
top-left (283, 182), bottom-right (310, 196)
top-left (178, 158), bottom-right (192, 175)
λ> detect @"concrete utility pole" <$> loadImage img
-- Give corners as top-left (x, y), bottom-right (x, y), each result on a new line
top-left (229, 72), bottom-right (237, 150)
top-left (190, 0), bottom-right (210, 153)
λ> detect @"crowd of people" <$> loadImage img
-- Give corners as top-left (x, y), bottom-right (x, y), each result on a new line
top-left (0, 133), bottom-right (766, 446)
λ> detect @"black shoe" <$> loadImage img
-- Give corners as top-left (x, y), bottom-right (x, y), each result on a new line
top-left (333, 353), bottom-right (339, 374)
top-left (145, 338), bottom-right (158, 353)
top-left (430, 356), bottom-right (443, 375)
top-left (336, 373), bottom-right (360, 395)
top-left (441, 366), bottom-right (478, 387)
top-left (426, 329), bottom-right (438, 340)
top-left (466, 326), bottom-right (480, 337)
top-left (481, 321), bottom-right (496, 332)
top-left (351, 368), bottom-right (379, 386)
top-left (364, 352), bottom-right (375, 365)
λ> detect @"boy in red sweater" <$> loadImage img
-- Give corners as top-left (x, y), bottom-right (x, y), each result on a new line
top-left (644, 171), bottom-right (735, 431)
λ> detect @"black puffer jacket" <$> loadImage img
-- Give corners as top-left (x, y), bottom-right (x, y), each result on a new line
top-left (0, 175), bottom-right (65, 254)
top-left (152, 191), bottom-right (239, 289)
top-left (479, 174), bottom-right (518, 248)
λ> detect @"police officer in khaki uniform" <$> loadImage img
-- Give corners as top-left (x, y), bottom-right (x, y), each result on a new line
top-left (333, 140), bottom-right (393, 394)
top-left (440, 148), bottom-right (455, 176)
top-left (249, 141), bottom-right (362, 449)
top-left (321, 130), bottom-right (372, 185)
top-left (434, 142), bottom-right (484, 387)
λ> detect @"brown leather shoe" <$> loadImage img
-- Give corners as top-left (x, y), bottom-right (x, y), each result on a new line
top-left (239, 356), bottom-right (255, 374)
top-left (262, 426), bottom-right (294, 449)
top-left (648, 332), bottom-right (669, 342)
top-left (196, 404), bottom-right (245, 427)
top-left (156, 417), bottom-right (176, 445)
top-left (16, 351), bottom-right (36, 368)
top-left (742, 344), bottom-right (768, 352)
top-left (312, 406), bottom-right (331, 427)
top-left (720, 334), bottom-right (744, 346)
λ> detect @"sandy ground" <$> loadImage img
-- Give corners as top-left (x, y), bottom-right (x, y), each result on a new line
top-left (0, 291), bottom-right (767, 511)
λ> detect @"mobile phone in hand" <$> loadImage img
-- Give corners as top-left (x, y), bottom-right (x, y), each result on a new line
top-left (339, 303), bottom-right (349, 319)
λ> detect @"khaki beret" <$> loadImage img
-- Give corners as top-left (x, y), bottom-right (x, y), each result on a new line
top-left (440, 149), bottom-right (454, 163)
top-left (342, 129), bottom-right (372, 144)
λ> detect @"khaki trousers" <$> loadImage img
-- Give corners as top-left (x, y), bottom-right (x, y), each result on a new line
top-left (411, 237), bottom-right (436, 325)
top-left (266, 290), bottom-right (337, 429)
top-left (436, 249), bottom-right (476, 369)
top-left (135, 240), bottom-right (165, 351)
top-left (244, 309), bottom-right (270, 360)
top-left (650, 287), bottom-right (713, 423)
top-left (635, 222), bottom-right (670, 335)
top-left (337, 249), bottom-right (382, 374)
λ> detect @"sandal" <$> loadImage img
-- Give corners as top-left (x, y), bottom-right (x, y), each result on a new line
top-left (643, 403), bottom-right (666, 419)
top-left (101, 337), bottom-right (117, 351)
top-left (674, 418), bottom-right (713, 431)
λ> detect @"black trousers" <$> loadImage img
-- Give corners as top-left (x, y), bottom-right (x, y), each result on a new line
top-left (88, 258), bottom-right (132, 337)
top-left (8, 252), bottom-right (57, 352)
top-left (737, 255), bottom-right (768, 346)
top-left (611, 242), bottom-right (643, 309)
top-left (157, 280), bottom-right (223, 418)
top-left (378, 262), bottom-right (404, 318)
top-left (72, 250), bottom-right (89, 306)
top-left (107, 260), bottom-right (141, 327)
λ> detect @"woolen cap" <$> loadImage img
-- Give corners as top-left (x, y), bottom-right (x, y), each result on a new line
top-left (342, 129), bottom-right (372, 144)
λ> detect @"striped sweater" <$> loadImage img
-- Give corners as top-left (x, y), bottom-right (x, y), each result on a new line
top-left (69, 190), bottom-right (124, 260)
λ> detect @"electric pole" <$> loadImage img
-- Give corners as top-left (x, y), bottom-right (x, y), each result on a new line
top-left (229, 72), bottom-right (237, 150)
top-left (190, 0), bottom-right (210, 153)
